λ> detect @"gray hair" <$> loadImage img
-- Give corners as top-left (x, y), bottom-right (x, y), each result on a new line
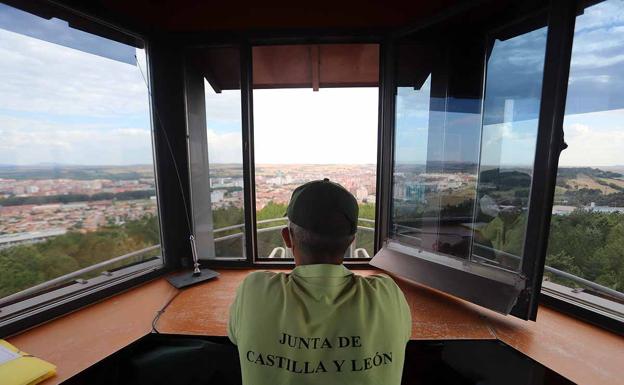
top-left (288, 222), bottom-right (355, 259)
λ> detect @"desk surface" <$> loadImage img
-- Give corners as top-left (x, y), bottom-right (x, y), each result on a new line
top-left (7, 269), bottom-right (624, 385)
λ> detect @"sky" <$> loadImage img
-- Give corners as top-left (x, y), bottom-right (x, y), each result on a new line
top-left (0, 1), bottom-right (623, 168)
top-left (0, 4), bottom-right (152, 166)
top-left (203, 85), bottom-right (379, 164)
top-left (394, 0), bottom-right (624, 168)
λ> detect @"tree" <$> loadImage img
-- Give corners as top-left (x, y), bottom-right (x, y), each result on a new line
top-left (0, 214), bottom-right (162, 297)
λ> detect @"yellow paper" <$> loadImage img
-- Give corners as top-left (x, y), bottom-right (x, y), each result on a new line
top-left (0, 340), bottom-right (56, 385)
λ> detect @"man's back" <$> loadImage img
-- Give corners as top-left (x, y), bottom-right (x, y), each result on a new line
top-left (228, 264), bottom-right (412, 385)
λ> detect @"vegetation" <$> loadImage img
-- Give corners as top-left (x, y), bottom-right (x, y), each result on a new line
top-left (3, 188), bottom-right (623, 300)
top-left (554, 167), bottom-right (624, 207)
top-left (210, 202), bottom-right (377, 258)
top-left (560, 188), bottom-right (624, 207)
top-left (546, 210), bottom-right (624, 292)
top-left (0, 165), bottom-right (154, 180)
top-left (0, 190), bottom-right (155, 206)
top-left (555, 167), bottom-right (622, 183)
top-left (0, 215), bottom-right (160, 298)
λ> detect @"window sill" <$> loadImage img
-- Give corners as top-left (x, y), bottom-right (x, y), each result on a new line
top-left (540, 281), bottom-right (624, 335)
top-left (0, 259), bottom-right (167, 337)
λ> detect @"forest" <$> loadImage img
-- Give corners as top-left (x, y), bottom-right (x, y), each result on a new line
top-left (545, 209), bottom-right (624, 292)
top-left (0, 203), bottom-right (376, 298)
top-left (0, 215), bottom-right (160, 298)
top-left (0, 189), bottom-right (156, 206)
top-left (1, 202), bottom-right (622, 299)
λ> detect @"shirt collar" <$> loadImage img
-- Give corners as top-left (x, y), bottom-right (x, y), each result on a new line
top-left (291, 264), bottom-right (353, 278)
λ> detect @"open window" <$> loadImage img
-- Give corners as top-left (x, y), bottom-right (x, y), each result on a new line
top-left (0, 1), bottom-right (163, 334)
top-left (372, 0), bottom-right (573, 319)
top-left (251, 44), bottom-right (379, 261)
top-left (186, 43), bottom-right (380, 263)
top-left (542, 0), bottom-right (624, 329)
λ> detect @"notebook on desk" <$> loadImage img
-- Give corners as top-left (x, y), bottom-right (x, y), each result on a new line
top-left (0, 340), bottom-right (56, 385)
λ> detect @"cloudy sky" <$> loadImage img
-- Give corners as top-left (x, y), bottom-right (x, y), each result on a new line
top-left (0, 0), bottom-right (622, 168)
top-left (395, 0), bottom-right (624, 168)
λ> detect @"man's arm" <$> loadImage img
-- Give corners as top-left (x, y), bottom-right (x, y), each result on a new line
top-left (369, 274), bottom-right (413, 342)
top-left (397, 286), bottom-right (412, 342)
top-left (228, 279), bottom-right (245, 345)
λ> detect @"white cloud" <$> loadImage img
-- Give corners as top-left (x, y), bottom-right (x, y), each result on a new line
top-left (204, 83), bottom-right (242, 123)
top-left (0, 26), bottom-right (155, 166)
top-left (0, 116), bottom-right (153, 165)
top-left (480, 119), bottom-right (538, 167)
top-left (559, 117), bottom-right (624, 167)
top-left (574, 2), bottom-right (624, 34)
top-left (206, 129), bottom-right (242, 164)
top-left (0, 26), bottom-right (382, 166)
top-left (571, 53), bottom-right (624, 69)
top-left (0, 28), bottom-right (149, 117)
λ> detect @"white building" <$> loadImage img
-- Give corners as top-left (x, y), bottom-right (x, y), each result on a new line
top-left (356, 187), bottom-right (368, 202)
top-left (211, 189), bottom-right (226, 203)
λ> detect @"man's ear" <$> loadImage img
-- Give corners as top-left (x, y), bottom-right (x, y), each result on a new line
top-left (281, 227), bottom-right (293, 248)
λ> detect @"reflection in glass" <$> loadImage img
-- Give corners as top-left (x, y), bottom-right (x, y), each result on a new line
top-left (473, 27), bottom-right (547, 271)
top-left (391, 22), bottom-right (548, 272)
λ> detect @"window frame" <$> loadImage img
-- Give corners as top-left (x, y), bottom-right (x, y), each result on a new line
top-left (3, 0), bottom-right (622, 338)
top-left (184, 1), bottom-right (624, 329)
top-left (538, 0), bottom-right (624, 335)
top-left (184, 37), bottom-right (385, 268)
top-left (0, 0), bottom-right (171, 337)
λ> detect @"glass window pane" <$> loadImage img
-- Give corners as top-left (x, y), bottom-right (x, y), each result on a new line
top-left (473, 26), bottom-right (548, 271)
top-left (186, 47), bottom-right (246, 259)
top-left (206, 83), bottom-right (245, 259)
top-left (391, 17), bottom-right (548, 272)
top-left (252, 44), bottom-right (379, 259)
top-left (0, 4), bottom-right (160, 299)
top-left (546, 0), bottom-right (624, 299)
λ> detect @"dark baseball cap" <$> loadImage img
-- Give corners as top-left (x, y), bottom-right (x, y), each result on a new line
top-left (286, 179), bottom-right (359, 236)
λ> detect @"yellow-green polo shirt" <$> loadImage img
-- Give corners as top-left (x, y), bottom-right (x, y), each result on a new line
top-left (228, 264), bottom-right (412, 385)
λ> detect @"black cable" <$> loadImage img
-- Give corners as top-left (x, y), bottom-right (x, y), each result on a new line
top-left (151, 290), bottom-right (182, 334)
top-left (135, 54), bottom-right (193, 236)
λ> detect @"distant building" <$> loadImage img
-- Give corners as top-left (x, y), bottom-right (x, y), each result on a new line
top-left (26, 185), bottom-right (40, 194)
top-left (356, 187), bottom-right (368, 202)
top-left (32, 204), bottom-right (62, 212)
top-left (552, 203), bottom-right (624, 216)
top-left (405, 182), bottom-right (426, 203)
top-left (587, 202), bottom-right (624, 214)
top-left (211, 189), bottom-right (226, 203)
top-left (12, 186), bottom-right (25, 195)
top-left (61, 203), bottom-right (88, 211)
top-left (552, 205), bottom-right (575, 215)
top-left (0, 228), bottom-right (67, 249)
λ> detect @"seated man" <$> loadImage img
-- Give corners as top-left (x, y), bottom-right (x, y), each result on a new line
top-left (228, 179), bottom-right (411, 385)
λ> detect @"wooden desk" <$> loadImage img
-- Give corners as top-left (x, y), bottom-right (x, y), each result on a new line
top-left (7, 269), bottom-right (624, 385)
top-left (7, 279), bottom-right (176, 385)
top-left (157, 270), bottom-right (495, 340)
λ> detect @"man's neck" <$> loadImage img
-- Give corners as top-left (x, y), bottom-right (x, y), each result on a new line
top-left (295, 254), bottom-right (343, 266)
